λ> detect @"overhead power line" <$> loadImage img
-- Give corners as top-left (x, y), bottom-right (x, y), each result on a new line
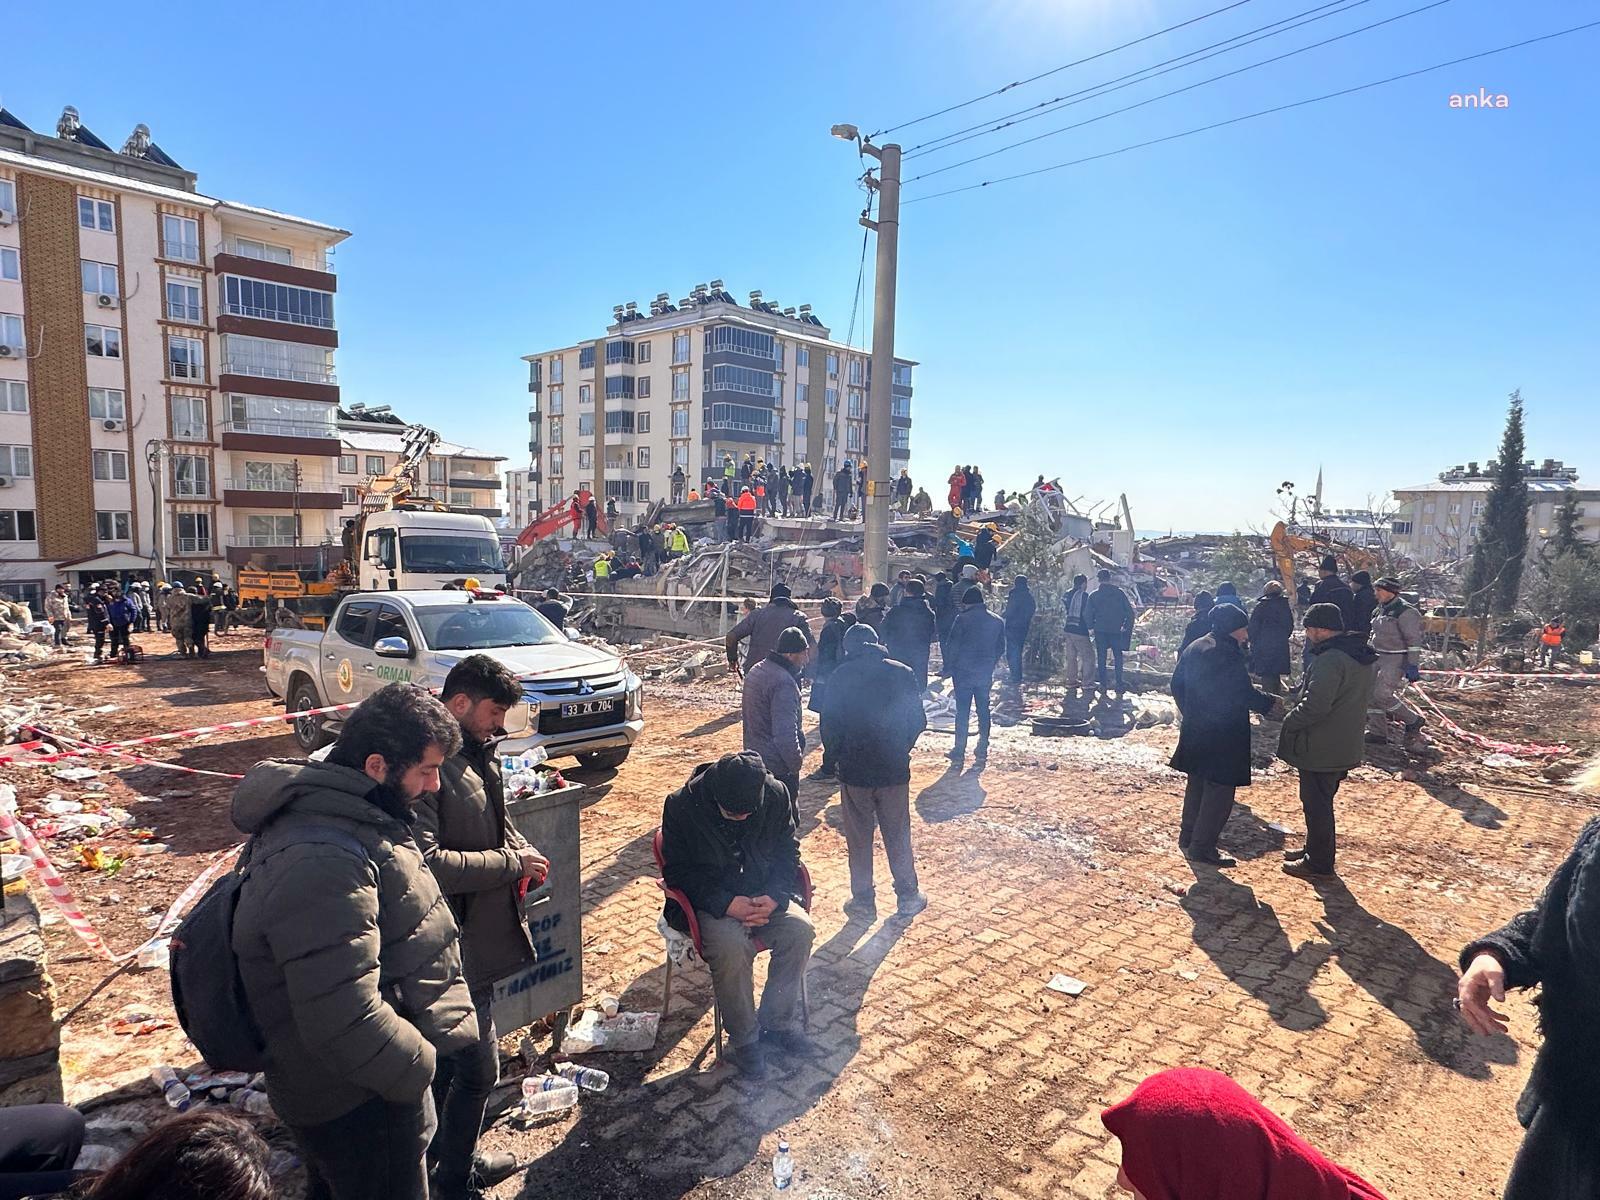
top-left (905, 0), bottom-right (1455, 185)
top-left (901, 19), bottom-right (1600, 206)
top-left (869, 0), bottom-right (1258, 139)
top-left (904, 0), bottom-right (1372, 160)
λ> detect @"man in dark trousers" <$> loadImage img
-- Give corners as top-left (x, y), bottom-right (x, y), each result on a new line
top-left (659, 752), bottom-right (814, 1079)
top-left (808, 599), bottom-right (854, 779)
top-left (832, 462), bottom-right (854, 521)
top-left (671, 465), bottom-right (686, 505)
top-left (882, 579), bottom-right (937, 691)
top-left (821, 624), bottom-right (928, 921)
top-left (931, 571), bottom-right (957, 658)
top-left (1348, 570), bottom-right (1378, 640)
top-left (1169, 604), bottom-right (1277, 867)
top-left (726, 583), bottom-right (814, 681)
top-left (1308, 555), bottom-right (1357, 633)
top-left (1001, 574), bottom-right (1036, 686)
top-left (534, 588), bottom-right (569, 631)
top-left (583, 496), bottom-right (599, 539)
top-left (741, 627), bottom-right (808, 808)
top-left (1061, 573), bottom-right (1094, 699)
top-left (1247, 580), bottom-right (1294, 695)
top-left (942, 586), bottom-right (1006, 768)
top-left (1085, 570), bottom-right (1135, 696)
top-left (1278, 603), bottom-right (1377, 880)
top-left (105, 584), bottom-right (137, 661)
top-left (415, 657), bottom-right (549, 1200)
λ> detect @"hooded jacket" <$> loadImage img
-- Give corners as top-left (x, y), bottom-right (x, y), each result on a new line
top-left (1309, 574), bottom-right (1358, 632)
top-left (819, 633), bottom-right (927, 787)
top-left (230, 760), bottom-right (476, 1126)
top-left (1002, 581), bottom-right (1036, 637)
top-left (882, 595), bottom-right (937, 669)
top-left (1349, 582), bottom-right (1379, 638)
top-left (1277, 634), bottom-right (1377, 773)
top-left (942, 601), bottom-right (1006, 684)
top-left (726, 598), bottom-right (813, 668)
top-left (1170, 631), bottom-right (1275, 787)
top-left (742, 653), bottom-right (805, 781)
top-left (1369, 596), bottom-right (1424, 662)
top-left (659, 760), bottom-right (801, 932)
top-left (1247, 592), bottom-right (1294, 677)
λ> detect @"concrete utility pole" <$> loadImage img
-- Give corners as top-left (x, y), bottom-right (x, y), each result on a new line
top-left (833, 123), bottom-right (900, 588)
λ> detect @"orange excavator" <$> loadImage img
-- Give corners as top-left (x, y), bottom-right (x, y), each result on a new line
top-left (1269, 521), bottom-right (1383, 600)
top-left (514, 489), bottom-right (607, 547)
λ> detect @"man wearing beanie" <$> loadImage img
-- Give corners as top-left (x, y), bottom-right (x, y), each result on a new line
top-left (854, 582), bottom-right (891, 632)
top-left (1367, 577), bottom-right (1429, 752)
top-left (1169, 603), bottom-right (1277, 866)
top-left (808, 599), bottom-right (855, 779)
top-left (742, 627), bottom-right (810, 808)
top-left (1349, 570), bottom-right (1378, 639)
top-left (882, 578), bottom-right (938, 691)
top-left (726, 582), bottom-right (814, 682)
top-left (659, 751), bottom-right (814, 1078)
top-left (1247, 580), bottom-right (1294, 696)
top-left (942, 586), bottom-right (1007, 767)
top-left (1308, 555), bottom-right (1357, 633)
top-left (1278, 603), bottom-right (1377, 879)
top-left (1085, 569), bottom-right (1136, 695)
top-left (820, 624), bottom-right (929, 920)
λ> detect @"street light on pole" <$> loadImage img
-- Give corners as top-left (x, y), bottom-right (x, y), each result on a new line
top-left (832, 123), bottom-right (900, 589)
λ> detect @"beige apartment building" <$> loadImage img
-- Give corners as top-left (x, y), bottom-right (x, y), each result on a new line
top-left (0, 103), bottom-right (349, 605)
top-left (335, 405), bottom-right (504, 524)
top-left (504, 467), bottom-right (536, 529)
top-left (1391, 458), bottom-right (1599, 563)
top-left (520, 282), bottom-right (914, 523)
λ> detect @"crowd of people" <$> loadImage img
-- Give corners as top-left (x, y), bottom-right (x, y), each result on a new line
top-left (43, 578), bottom-right (241, 664)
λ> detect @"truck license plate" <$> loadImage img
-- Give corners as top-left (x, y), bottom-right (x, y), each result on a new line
top-left (560, 699), bottom-right (616, 718)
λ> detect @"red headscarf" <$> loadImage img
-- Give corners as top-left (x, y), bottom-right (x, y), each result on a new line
top-left (1101, 1069), bottom-right (1388, 1200)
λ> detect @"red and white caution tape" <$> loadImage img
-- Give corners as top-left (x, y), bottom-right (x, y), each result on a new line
top-left (1409, 683), bottom-right (1572, 758)
top-left (0, 803), bottom-right (115, 960)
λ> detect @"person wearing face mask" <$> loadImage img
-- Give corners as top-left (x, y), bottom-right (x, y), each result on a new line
top-left (1168, 603), bottom-right (1276, 867)
top-left (1102, 1067), bottom-right (1389, 1199)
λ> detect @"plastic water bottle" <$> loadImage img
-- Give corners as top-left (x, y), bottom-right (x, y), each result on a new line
top-left (772, 1139), bottom-right (794, 1190)
top-left (554, 1061), bottom-right (610, 1092)
top-left (520, 1075), bottom-right (579, 1115)
top-left (151, 1065), bottom-right (191, 1112)
top-left (230, 1088), bottom-right (275, 1117)
top-left (74, 1144), bottom-right (121, 1172)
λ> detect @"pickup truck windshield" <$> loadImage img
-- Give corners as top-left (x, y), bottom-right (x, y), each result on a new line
top-left (413, 603), bottom-right (564, 651)
top-left (400, 535), bottom-right (504, 575)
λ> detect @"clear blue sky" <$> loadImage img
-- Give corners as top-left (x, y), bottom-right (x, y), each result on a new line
top-left (11, 0), bottom-right (1597, 530)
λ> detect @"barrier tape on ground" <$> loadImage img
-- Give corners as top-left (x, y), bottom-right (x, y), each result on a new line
top-left (17, 725), bottom-right (246, 780)
top-left (0, 804), bottom-right (115, 960)
top-left (1409, 683), bottom-right (1572, 758)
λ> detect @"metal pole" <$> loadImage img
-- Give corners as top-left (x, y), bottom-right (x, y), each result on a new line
top-left (148, 441), bottom-right (169, 584)
top-left (861, 142), bottom-right (900, 589)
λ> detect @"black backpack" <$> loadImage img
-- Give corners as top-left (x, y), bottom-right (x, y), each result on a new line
top-left (170, 826), bottom-right (370, 1072)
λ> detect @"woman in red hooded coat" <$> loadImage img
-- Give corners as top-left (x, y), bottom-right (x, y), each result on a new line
top-left (1102, 1068), bottom-right (1388, 1200)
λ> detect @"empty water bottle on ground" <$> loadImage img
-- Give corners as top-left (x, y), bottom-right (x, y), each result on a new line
top-left (554, 1061), bottom-right (610, 1092)
top-left (151, 1065), bottom-right (190, 1112)
top-left (772, 1139), bottom-right (793, 1190)
top-left (230, 1088), bottom-right (275, 1117)
top-left (520, 1074), bottom-right (579, 1115)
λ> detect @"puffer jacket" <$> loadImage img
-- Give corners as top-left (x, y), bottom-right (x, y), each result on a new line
top-left (230, 759), bottom-right (476, 1126)
top-left (741, 653), bottom-right (804, 780)
top-left (414, 738), bottom-right (535, 990)
top-left (726, 598), bottom-right (813, 667)
top-left (1277, 634), bottom-right (1377, 773)
top-left (819, 639), bottom-right (926, 787)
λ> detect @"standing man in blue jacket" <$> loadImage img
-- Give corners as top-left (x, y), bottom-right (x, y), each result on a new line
top-left (942, 586), bottom-right (1007, 768)
top-left (1001, 575), bottom-right (1037, 687)
top-left (1085, 570), bottom-right (1135, 696)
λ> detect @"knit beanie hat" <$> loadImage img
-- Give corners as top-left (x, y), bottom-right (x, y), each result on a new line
top-left (770, 582), bottom-right (792, 599)
top-left (1193, 591), bottom-right (1215, 614)
top-left (775, 627), bottom-right (809, 654)
top-left (1375, 576), bottom-right (1402, 595)
top-left (843, 623), bottom-right (883, 657)
top-left (963, 586), bottom-right (985, 606)
top-left (1319, 555), bottom-right (1338, 573)
top-left (1351, 570), bottom-right (1372, 587)
top-left (821, 597), bottom-right (843, 618)
top-left (1303, 603), bottom-right (1345, 632)
top-left (1209, 603), bottom-right (1249, 636)
top-left (706, 751), bottom-right (769, 815)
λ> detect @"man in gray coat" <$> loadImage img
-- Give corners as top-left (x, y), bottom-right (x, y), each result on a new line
top-left (741, 627), bottom-right (809, 810)
top-left (416, 656), bottom-right (550, 1200)
top-left (726, 583), bottom-right (814, 681)
top-left (230, 683), bottom-right (478, 1200)
top-left (1367, 576), bottom-right (1429, 752)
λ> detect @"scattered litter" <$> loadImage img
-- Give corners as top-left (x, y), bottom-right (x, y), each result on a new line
top-left (973, 929), bottom-right (1007, 944)
top-left (587, 941), bottom-right (615, 955)
top-left (1045, 973), bottom-right (1089, 997)
top-left (1266, 821), bottom-right (1290, 834)
top-left (1162, 882), bottom-right (1189, 897)
top-left (44, 798), bottom-right (84, 815)
top-left (110, 1006), bottom-right (174, 1036)
top-left (49, 766), bottom-right (101, 782)
top-left (1482, 752), bottom-right (1534, 768)
top-left (559, 1009), bottom-right (661, 1054)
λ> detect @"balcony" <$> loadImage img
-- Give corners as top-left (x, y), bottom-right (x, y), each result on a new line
top-left (219, 418), bottom-right (340, 457)
top-left (223, 477), bottom-right (345, 510)
top-left (162, 238), bottom-right (202, 264)
top-left (173, 537), bottom-right (214, 556)
top-left (224, 537), bottom-right (340, 568)
top-left (220, 354), bottom-right (336, 386)
top-left (221, 298), bottom-right (335, 330)
top-left (448, 476), bottom-right (501, 491)
top-left (217, 239), bottom-right (332, 274)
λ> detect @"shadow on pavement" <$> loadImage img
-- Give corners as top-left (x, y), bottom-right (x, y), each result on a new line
top-left (913, 767), bottom-right (987, 823)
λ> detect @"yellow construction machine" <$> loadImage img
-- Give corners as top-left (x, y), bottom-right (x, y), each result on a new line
top-left (1269, 521), bottom-right (1384, 598)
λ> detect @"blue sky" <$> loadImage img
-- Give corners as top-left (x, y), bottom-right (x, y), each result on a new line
top-left (10, 0), bottom-right (1597, 530)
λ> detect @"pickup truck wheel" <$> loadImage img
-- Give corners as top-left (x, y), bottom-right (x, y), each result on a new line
top-left (575, 747), bottom-right (631, 771)
top-left (291, 681), bottom-right (334, 752)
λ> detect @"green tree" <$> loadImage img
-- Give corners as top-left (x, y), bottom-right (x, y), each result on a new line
top-left (1522, 549), bottom-right (1600, 644)
top-left (1001, 504), bottom-right (1076, 675)
top-left (1464, 391), bottom-right (1530, 615)
top-left (1550, 490), bottom-right (1588, 560)
top-left (1196, 533), bottom-right (1266, 595)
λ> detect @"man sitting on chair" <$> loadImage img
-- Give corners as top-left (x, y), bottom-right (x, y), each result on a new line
top-left (660, 750), bottom-right (815, 1079)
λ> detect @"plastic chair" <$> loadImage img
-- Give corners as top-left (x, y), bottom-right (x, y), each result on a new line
top-left (653, 827), bottom-right (812, 1063)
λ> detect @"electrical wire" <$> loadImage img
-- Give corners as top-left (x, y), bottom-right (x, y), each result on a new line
top-left (905, 0), bottom-right (1455, 185)
top-left (869, 0), bottom-right (1259, 139)
top-left (901, 19), bottom-right (1600, 205)
top-left (904, 0), bottom-right (1371, 160)
top-left (843, 190), bottom-right (874, 348)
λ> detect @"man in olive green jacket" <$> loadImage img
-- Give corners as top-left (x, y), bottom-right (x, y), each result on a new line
top-left (231, 683), bottom-right (477, 1200)
top-left (1278, 603), bottom-right (1377, 879)
top-left (416, 655), bottom-right (549, 1200)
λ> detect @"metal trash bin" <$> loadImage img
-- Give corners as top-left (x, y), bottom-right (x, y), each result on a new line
top-left (491, 782), bottom-right (585, 1043)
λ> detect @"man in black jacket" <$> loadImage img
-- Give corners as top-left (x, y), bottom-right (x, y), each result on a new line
top-left (1348, 570), bottom-right (1378, 640)
top-left (823, 625), bottom-right (928, 920)
top-left (534, 588), bottom-right (569, 631)
top-left (882, 580), bottom-right (937, 691)
top-left (1001, 575), bottom-right (1036, 686)
top-left (1085, 570), bottom-right (1135, 695)
top-left (660, 752), bottom-right (814, 1078)
top-left (1247, 581), bottom-right (1294, 695)
top-left (808, 600), bottom-right (854, 782)
top-left (932, 572), bottom-right (957, 656)
top-left (725, 583), bottom-right (814, 679)
top-left (1169, 605), bottom-right (1276, 866)
top-left (942, 586), bottom-right (1006, 768)
top-left (832, 463), bottom-right (854, 521)
top-left (1308, 555), bottom-right (1357, 631)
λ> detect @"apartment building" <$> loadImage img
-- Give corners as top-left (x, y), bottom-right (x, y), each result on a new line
top-left (1391, 459), bottom-right (1600, 563)
top-left (520, 281), bottom-right (914, 524)
top-left (0, 103), bottom-right (349, 604)
top-left (335, 405), bottom-right (505, 523)
top-left (504, 467), bottom-right (536, 529)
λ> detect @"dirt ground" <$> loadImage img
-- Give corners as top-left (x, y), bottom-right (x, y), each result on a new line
top-left (6, 626), bottom-right (1599, 1199)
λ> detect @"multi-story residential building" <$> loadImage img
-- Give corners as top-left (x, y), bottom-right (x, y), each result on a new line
top-left (504, 467), bottom-right (536, 529)
top-left (1391, 459), bottom-right (1600, 563)
top-left (0, 103), bottom-right (349, 604)
top-left (335, 405), bottom-right (504, 523)
top-left (520, 282), bottom-right (914, 526)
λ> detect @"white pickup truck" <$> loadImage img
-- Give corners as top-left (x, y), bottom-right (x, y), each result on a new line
top-left (263, 590), bottom-right (642, 769)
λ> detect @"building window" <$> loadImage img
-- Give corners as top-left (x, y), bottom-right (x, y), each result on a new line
top-left (0, 182), bottom-right (14, 217)
top-left (81, 261), bottom-right (119, 297)
top-left (605, 341), bottom-right (635, 365)
top-left (175, 511), bottom-right (211, 552)
top-left (671, 443), bottom-right (688, 468)
top-left (341, 485), bottom-right (358, 503)
top-left (704, 326), bottom-right (775, 360)
top-left (165, 279), bottom-right (203, 323)
top-left (707, 364), bottom-right (775, 397)
top-left (162, 215), bottom-right (200, 262)
top-left (1391, 520), bottom-right (1413, 536)
top-left (892, 362), bottom-right (913, 387)
top-left (891, 394), bottom-right (911, 418)
top-left (78, 197), bottom-right (115, 232)
top-left (0, 510), bottom-right (37, 541)
top-left (220, 334), bottom-right (334, 384)
top-left (847, 426), bottom-right (861, 452)
top-left (365, 455), bottom-right (385, 476)
top-left (0, 247), bottom-right (16, 282)
top-left (826, 352), bottom-right (839, 377)
top-left (0, 313), bottom-right (21, 353)
top-left (637, 412), bottom-right (651, 434)
top-left (227, 237), bottom-right (292, 265)
top-left (577, 450), bottom-right (592, 470)
top-left (636, 376), bottom-right (652, 399)
top-left (549, 419), bottom-right (562, 446)
top-left (246, 514), bottom-right (297, 544)
top-left (604, 376), bottom-right (634, 400)
top-left (243, 461), bottom-right (297, 491)
top-left (796, 346), bottom-right (809, 368)
top-left (550, 451), bottom-right (563, 475)
top-left (549, 357), bottom-right (564, 383)
top-left (796, 418), bottom-right (808, 439)
top-left (92, 449), bottom-right (129, 481)
top-left (636, 340), bottom-right (651, 364)
top-left (339, 454), bottom-right (357, 474)
top-left (85, 324), bottom-right (122, 358)
top-left (825, 387), bottom-right (838, 410)
top-left (88, 388), bottom-right (127, 421)
top-left (578, 345), bottom-right (596, 370)
top-left (0, 382), bottom-right (26, 413)
top-left (672, 372), bottom-right (690, 401)
top-left (672, 333), bottom-right (690, 365)
top-left (1423, 502), bottom-right (1436, 515)
top-left (427, 459), bottom-right (447, 484)
top-left (671, 409), bottom-right (691, 438)
top-left (548, 386), bottom-right (563, 415)
top-left (168, 335), bottom-right (205, 380)
top-left (0, 446), bottom-right (31, 477)
top-left (223, 276), bottom-right (335, 327)
top-left (96, 511), bottom-right (132, 541)
top-left (705, 403), bottom-right (776, 434)
top-left (225, 394), bottom-right (336, 438)
top-left (637, 447), bottom-right (651, 469)
top-left (578, 413), bottom-right (595, 437)
top-left (448, 490), bottom-right (474, 507)
top-left (170, 394), bottom-right (207, 440)
top-left (637, 482), bottom-right (651, 502)
top-left (579, 384), bottom-right (592, 405)
top-left (848, 359), bottom-right (864, 385)
top-left (604, 411), bottom-right (635, 434)
top-left (848, 390), bottom-right (863, 418)
top-left (891, 427), bottom-right (910, 451)
top-left (774, 342), bottom-right (785, 370)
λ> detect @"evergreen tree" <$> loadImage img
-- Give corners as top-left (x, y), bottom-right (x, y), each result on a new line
top-left (1550, 490), bottom-right (1588, 560)
top-left (1464, 390), bottom-right (1531, 615)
